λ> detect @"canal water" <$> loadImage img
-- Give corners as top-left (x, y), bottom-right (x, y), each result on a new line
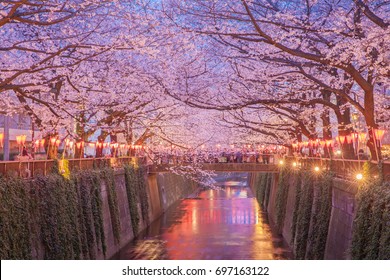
top-left (114, 173), bottom-right (292, 260)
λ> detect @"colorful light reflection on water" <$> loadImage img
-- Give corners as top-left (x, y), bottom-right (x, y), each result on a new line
top-left (114, 183), bottom-right (292, 260)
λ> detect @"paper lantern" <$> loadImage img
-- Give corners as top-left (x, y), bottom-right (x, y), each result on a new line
top-left (76, 142), bottom-right (84, 149)
top-left (373, 129), bottom-right (386, 141)
top-left (358, 133), bottom-right (367, 142)
top-left (338, 135), bottom-right (346, 144)
top-left (326, 140), bottom-right (334, 147)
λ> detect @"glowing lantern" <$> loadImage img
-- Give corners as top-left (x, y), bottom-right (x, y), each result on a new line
top-left (337, 135), bottom-right (346, 144)
top-left (326, 140), bottom-right (334, 147)
top-left (34, 140), bottom-right (40, 146)
top-left (292, 143), bottom-right (298, 149)
top-left (16, 135), bottom-right (21, 145)
top-left (314, 166), bottom-right (320, 172)
top-left (356, 173), bottom-right (363, 180)
top-left (50, 137), bottom-right (56, 146)
top-left (76, 141), bottom-right (84, 149)
top-left (69, 141), bottom-right (74, 148)
top-left (346, 135), bottom-right (353, 144)
top-left (40, 139), bottom-right (45, 146)
top-left (55, 139), bottom-right (61, 147)
top-left (0, 133), bottom-right (3, 147)
top-left (358, 133), bottom-right (367, 142)
top-left (373, 129), bottom-right (386, 141)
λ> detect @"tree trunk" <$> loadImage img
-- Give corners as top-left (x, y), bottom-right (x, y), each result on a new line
top-left (336, 96), bottom-right (355, 159)
top-left (321, 90), bottom-right (333, 157)
top-left (363, 87), bottom-right (380, 160)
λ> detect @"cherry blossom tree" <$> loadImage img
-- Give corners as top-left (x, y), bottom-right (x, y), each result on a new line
top-left (160, 0), bottom-right (390, 159)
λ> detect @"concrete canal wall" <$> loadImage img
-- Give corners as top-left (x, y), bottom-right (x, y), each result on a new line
top-left (249, 172), bottom-right (359, 260)
top-left (97, 171), bottom-right (198, 259)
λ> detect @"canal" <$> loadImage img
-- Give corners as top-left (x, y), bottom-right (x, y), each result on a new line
top-left (114, 173), bottom-right (292, 260)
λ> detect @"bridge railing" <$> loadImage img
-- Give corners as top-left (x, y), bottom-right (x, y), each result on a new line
top-left (147, 162), bottom-right (279, 173)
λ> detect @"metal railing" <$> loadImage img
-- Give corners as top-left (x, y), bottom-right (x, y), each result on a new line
top-left (1, 155), bottom-right (388, 181)
top-left (0, 157), bottom-right (140, 178)
top-left (288, 157), bottom-right (390, 181)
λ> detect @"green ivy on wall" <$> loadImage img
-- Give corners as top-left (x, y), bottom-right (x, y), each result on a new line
top-left (256, 173), bottom-right (267, 207)
top-left (137, 166), bottom-right (150, 225)
top-left (124, 164), bottom-right (150, 236)
top-left (290, 172), bottom-right (302, 244)
top-left (351, 161), bottom-right (390, 260)
top-left (378, 183), bottom-right (390, 260)
top-left (306, 171), bottom-right (333, 260)
top-left (124, 165), bottom-right (141, 236)
top-left (0, 168), bottom-right (111, 260)
top-left (293, 170), bottom-right (314, 260)
top-left (0, 176), bottom-right (31, 259)
top-left (89, 171), bottom-right (106, 258)
top-left (33, 174), bottom-right (85, 259)
top-left (102, 168), bottom-right (121, 245)
top-left (275, 167), bottom-right (290, 232)
top-left (264, 174), bottom-right (273, 210)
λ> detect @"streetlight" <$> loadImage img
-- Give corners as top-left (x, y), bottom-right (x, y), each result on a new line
top-left (356, 173), bottom-right (363, 181)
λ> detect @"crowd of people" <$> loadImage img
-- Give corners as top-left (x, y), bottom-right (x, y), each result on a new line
top-left (149, 148), bottom-right (285, 165)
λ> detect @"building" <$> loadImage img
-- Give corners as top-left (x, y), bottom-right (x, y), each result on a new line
top-left (0, 114), bottom-right (41, 160)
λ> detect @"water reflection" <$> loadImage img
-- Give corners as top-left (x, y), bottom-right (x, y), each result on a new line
top-left (114, 182), bottom-right (292, 260)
